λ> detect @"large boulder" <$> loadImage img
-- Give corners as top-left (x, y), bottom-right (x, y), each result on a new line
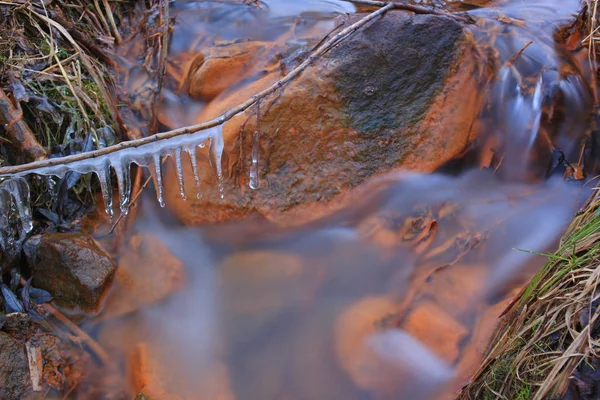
top-left (166, 11), bottom-right (483, 225)
top-left (23, 233), bottom-right (117, 314)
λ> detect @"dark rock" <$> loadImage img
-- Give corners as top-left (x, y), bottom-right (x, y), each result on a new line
top-left (2, 313), bottom-right (36, 342)
top-left (329, 15), bottom-right (463, 133)
top-left (0, 332), bottom-right (31, 400)
top-left (23, 233), bottom-right (117, 313)
top-left (167, 12), bottom-right (484, 225)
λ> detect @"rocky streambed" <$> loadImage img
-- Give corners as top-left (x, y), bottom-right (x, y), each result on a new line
top-left (0, 0), bottom-right (597, 399)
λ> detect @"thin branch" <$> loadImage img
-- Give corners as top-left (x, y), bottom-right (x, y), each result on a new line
top-left (350, 0), bottom-right (474, 22)
top-left (0, 3), bottom-right (396, 176)
top-left (42, 303), bottom-right (110, 364)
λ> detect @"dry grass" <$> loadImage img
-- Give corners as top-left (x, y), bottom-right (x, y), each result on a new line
top-left (0, 0), bottom-right (125, 207)
top-left (459, 189), bottom-right (600, 399)
top-left (0, 0), bottom-right (120, 162)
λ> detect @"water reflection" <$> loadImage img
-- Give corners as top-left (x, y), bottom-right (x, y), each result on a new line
top-left (89, 171), bottom-right (580, 399)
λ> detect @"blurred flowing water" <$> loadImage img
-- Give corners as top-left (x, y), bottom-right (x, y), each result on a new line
top-left (80, 0), bottom-right (596, 398)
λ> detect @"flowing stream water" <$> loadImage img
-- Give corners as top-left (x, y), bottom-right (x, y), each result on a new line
top-left (54, 0), bottom-right (598, 398)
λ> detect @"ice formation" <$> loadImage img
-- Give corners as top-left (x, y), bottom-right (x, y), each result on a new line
top-left (249, 130), bottom-right (261, 190)
top-left (1, 125), bottom-right (225, 219)
top-left (0, 177), bottom-right (33, 263)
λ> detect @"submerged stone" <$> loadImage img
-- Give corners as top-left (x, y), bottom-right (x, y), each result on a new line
top-left (166, 11), bottom-right (483, 225)
top-left (99, 234), bottom-right (186, 320)
top-left (23, 233), bottom-right (116, 314)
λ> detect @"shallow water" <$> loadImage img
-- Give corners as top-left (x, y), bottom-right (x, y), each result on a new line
top-left (76, 0), bottom-right (596, 398)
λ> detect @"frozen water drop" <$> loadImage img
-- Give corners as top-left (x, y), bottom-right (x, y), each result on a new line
top-left (249, 130), bottom-right (261, 190)
top-left (186, 147), bottom-right (202, 199)
top-left (95, 161), bottom-right (114, 219)
top-left (208, 126), bottom-right (225, 200)
top-left (113, 160), bottom-right (131, 216)
top-left (151, 153), bottom-right (165, 208)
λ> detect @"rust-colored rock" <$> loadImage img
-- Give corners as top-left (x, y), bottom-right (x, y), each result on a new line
top-left (23, 233), bottom-right (117, 314)
top-left (420, 264), bottom-right (487, 315)
top-left (99, 234), bottom-right (186, 319)
top-left (128, 343), bottom-right (235, 400)
top-left (27, 333), bottom-right (68, 392)
top-left (166, 11), bottom-right (483, 225)
top-left (186, 40), bottom-right (279, 101)
top-left (401, 300), bottom-right (468, 364)
top-left (333, 296), bottom-right (398, 391)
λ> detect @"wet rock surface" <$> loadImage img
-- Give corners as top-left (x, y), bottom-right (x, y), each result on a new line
top-left (186, 40), bottom-right (279, 101)
top-left (23, 233), bottom-right (117, 313)
top-left (166, 11), bottom-right (483, 225)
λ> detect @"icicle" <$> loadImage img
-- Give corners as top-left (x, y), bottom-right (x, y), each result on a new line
top-left (0, 123), bottom-right (230, 210)
top-left (175, 148), bottom-right (187, 200)
top-left (1, 177), bottom-right (33, 234)
top-left (249, 130), bottom-right (261, 190)
top-left (150, 153), bottom-right (166, 207)
top-left (95, 161), bottom-right (114, 219)
top-left (0, 189), bottom-right (14, 259)
top-left (186, 147), bottom-right (202, 199)
top-left (0, 189), bottom-right (11, 229)
top-left (112, 159), bottom-right (131, 215)
top-left (208, 126), bottom-right (225, 200)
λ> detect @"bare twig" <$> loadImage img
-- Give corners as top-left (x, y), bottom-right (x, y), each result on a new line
top-left (0, 3), bottom-right (395, 176)
top-left (350, 0), bottom-right (474, 22)
top-left (507, 40), bottom-right (534, 66)
top-left (42, 303), bottom-right (110, 364)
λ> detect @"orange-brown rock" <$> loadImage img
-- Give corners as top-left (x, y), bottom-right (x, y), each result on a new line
top-left (401, 300), bottom-right (468, 364)
top-left (186, 40), bottom-right (280, 101)
top-left (333, 296), bottom-right (399, 391)
top-left (128, 343), bottom-right (235, 400)
top-left (166, 12), bottom-right (484, 225)
top-left (99, 234), bottom-right (186, 320)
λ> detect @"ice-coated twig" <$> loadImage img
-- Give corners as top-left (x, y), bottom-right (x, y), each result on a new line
top-left (0, 2), bottom-right (397, 178)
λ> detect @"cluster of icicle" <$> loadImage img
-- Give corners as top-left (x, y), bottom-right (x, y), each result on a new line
top-left (0, 176), bottom-right (33, 262)
top-left (2, 125), bottom-right (225, 220)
